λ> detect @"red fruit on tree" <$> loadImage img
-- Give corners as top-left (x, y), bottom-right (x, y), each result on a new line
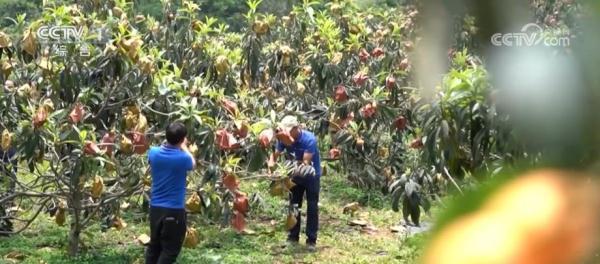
top-left (371, 47), bottom-right (385, 58)
top-left (334, 84), bottom-right (348, 103)
top-left (353, 72), bottom-right (368, 86)
top-left (359, 48), bottom-right (370, 62)
top-left (258, 129), bottom-right (274, 148)
top-left (394, 116), bottom-right (407, 130)
top-left (386, 75), bottom-right (396, 90)
top-left (69, 103), bottom-right (85, 124)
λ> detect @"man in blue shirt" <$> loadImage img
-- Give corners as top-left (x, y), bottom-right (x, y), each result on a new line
top-left (146, 122), bottom-right (195, 264)
top-left (268, 115), bottom-right (321, 252)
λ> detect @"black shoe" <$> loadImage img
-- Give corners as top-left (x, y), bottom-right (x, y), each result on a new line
top-left (283, 239), bottom-right (299, 248)
top-left (306, 243), bottom-right (317, 252)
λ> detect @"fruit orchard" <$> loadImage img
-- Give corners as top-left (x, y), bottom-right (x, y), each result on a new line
top-left (1, 0), bottom-right (599, 262)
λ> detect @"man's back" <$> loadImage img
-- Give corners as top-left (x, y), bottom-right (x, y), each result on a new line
top-left (148, 145), bottom-right (193, 209)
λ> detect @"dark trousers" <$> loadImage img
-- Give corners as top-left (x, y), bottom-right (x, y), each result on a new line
top-left (288, 176), bottom-right (320, 244)
top-left (146, 206), bottom-right (187, 264)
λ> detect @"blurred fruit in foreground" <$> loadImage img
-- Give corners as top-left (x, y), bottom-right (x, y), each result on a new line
top-left (423, 169), bottom-right (600, 264)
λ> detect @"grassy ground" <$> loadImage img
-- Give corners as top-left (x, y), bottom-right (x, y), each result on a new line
top-left (0, 173), bottom-right (428, 264)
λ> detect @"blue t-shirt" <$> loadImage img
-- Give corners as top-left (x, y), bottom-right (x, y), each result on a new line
top-left (148, 145), bottom-right (194, 209)
top-left (276, 130), bottom-right (321, 177)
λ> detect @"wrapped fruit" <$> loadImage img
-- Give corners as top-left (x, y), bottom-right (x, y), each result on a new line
top-left (1, 129), bottom-right (12, 150)
top-left (222, 173), bottom-right (239, 191)
top-left (183, 227), bottom-right (199, 248)
top-left (359, 48), bottom-right (370, 62)
top-left (221, 99), bottom-right (238, 116)
top-left (215, 55), bottom-right (229, 76)
top-left (69, 103), bottom-right (85, 124)
top-left (334, 84), bottom-right (348, 103)
top-left (231, 211), bottom-right (245, 233)
top-left (84, 141), bottom-right (102, 156)
top-left (353, 72), bottom-right (368, 86)
top-left (0, 31), bottom-right (11, 48)
top-left (234, 121), bottom-right (249, 139)
top-left (386, 75), bottom-right (396, 90)
top-left (371, 47), bottom-right (385, 58)
top-left (286, 212), bottom-right (297, 230)
top-left (233, 192), bottom-right (249, 215)
top-left (112, 217), bottom-right (127, 230)
top-left (355, 137), bottom-right (364, 150)
top-left (100, 131), bottom-right (116, 156)
top-left (22, 27), bottom-right (37, 56)
top-left (216, 129), bottom-right (239, 150)
top-left (134, 113), bottom-right (148, 133)
top-left (120, 135), bottom-right (134, 154)
top-left (410, 138), bottom-right (423, 149)
top-left (33, 106), bottom-right (48, 128)
top-left (119, 37), bottom-right (143, 62)
top-left (91, 175), bottom-right (104, 199)
top-left (131, 132), bottom-right (148, 154)
top-left (258, 129), bottom-right (274, 148)
top-left (359, 103), bottom-right (377, 118)
top-left (186, 192), bottom-right (202, 213)
top-left (138, 56), bottom-right (154, 75)
top-left (252, 20), bottom-right (269, 35)
top-left (329, 148), bottom-right (341, 159)
top-left (394, 116), bottom-right (407, 130)
top-left (55, 206), bottom-right (66, 226)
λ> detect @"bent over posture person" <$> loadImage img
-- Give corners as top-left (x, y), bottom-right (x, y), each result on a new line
top-left (146, 122), bottom-right (196, 264)
top-left (268, 115), bottom-right (321, 252)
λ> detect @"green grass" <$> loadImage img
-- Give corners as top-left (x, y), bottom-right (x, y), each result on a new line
top-left (0, 173), bottom-right (428, 263)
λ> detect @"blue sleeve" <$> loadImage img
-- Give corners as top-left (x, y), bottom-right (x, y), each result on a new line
top-left (305, 137), bottom-right (318, 155)
top-left (276, 141), bottom-right (285, 152)
top-left (183, 153), bottom-right (193, 171)
top-left (147, 147), bottom-right (156, 164)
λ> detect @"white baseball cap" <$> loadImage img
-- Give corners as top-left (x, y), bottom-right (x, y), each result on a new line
top-left (278, 115), bottom-right (299, 132)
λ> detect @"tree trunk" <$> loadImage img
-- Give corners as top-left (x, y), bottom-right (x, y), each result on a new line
top-left (68, 161), bottom-right (83, 256)
top-left (68, 187), bottom-right (82, 256)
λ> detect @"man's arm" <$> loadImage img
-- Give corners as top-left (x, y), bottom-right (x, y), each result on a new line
top-left (268, 151), bottom-right (281, 172)
top-left (303, 137), bottom-right (318, 166)
top-left (180, 138), bottom-right (196, 170)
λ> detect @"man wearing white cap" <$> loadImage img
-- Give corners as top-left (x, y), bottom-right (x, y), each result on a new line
top-left (268, 115), bottom-right (321, 252)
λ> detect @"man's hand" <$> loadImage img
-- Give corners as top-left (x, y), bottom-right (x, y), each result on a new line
top-left (180, 138), bottom-right (196, 169)
top-left (267, 151), bottom-right (281, 174)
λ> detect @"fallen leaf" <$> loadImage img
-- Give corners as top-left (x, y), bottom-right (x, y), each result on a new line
top-left (342, 202), bottom-right (360, 215)
top-left (4, 251), bottom-right (25, 260)
top-left (242, 229), bottom-right (256, 235)
top-left (349, 219), bottom-right (368, 227)
top-left (137, 234), bottom-right (151, 245)
top-left (390, 226), bottom-right (404, 233)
